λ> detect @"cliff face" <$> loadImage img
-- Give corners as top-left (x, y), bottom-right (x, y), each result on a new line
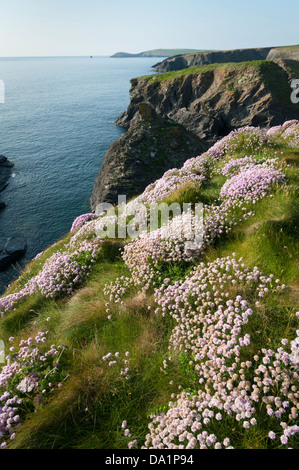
top-left (90, 104), bottom-right (206, 210)
top-left (111, 49), bottom-right (204, 58)
top-left (116, 61), bottom-right (299, 144)
top-left (153, 47), bottom-right (272, 72)
top-left (91, 59), bottom-right (299, 208)
top-left (0, 155), bottom-right (13, 194)
top-left (153, 45), bottom-right (299, 72)
top-left (0, 155), bottom-right (13, 210)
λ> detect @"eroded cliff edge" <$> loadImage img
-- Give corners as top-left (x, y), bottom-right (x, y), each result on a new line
top-left (153, 45), bottom-right (299, 72)
top-left (91, 60), bottom-right (299, 209)
top-left (90, 104), bottom-right (206, 209)
top-left (116, 61), bottom-right (299, 142)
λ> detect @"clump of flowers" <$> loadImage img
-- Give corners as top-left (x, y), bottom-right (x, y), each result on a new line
top-left (0, 222), bottom-right (102, 315)
top-left (102, 351), bottom-right (131, 380)
top-left (205, 126), bottom-right (270, 159)
top-left (118, 152), bottom-right (284, 292)
top-left (0, 333), bottom-right (68, 448)
top-left (280, 122), bottom-right (299, 148)
top-left (122, 210), bottom-right (204, 291)
top-left (127, 169), bottom-right (205, 208)
top-left (34, 238), bottom-right (102, 298)
top-left (141, 257), bottom-right (298, 449)
top-left (70, 213), bottom-right (98, 233)
top-left (219, 165), bottom-right (286, 204)
top-left (182, 152), bottom-right (216, 176)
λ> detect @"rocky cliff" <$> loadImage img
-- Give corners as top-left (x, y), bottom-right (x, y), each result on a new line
top-left (0, 155), bottom-right (13, 194)
top-left (91, 59), bottom-right (299, 208)
top-left (153, 45), bottom-right (299, 72)
top-left (111, 49), bottom-right (205, 58)
top-left (116, 60), bottom-right (299, 143)
top-left (90, 103), bottom-right (206, 209)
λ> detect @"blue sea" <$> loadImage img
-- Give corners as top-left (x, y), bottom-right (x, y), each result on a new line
top-left (0, 56), bottom-right (162, 292)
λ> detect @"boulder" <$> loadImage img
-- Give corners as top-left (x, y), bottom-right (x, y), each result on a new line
top-left (0, 155), bottom-right (14, 193)
top-left (90, 103), bottom-right (207, 209)
top-left (0, 235), bottom-right (27, 269)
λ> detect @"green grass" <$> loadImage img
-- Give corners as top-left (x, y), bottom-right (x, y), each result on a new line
top-left (1, 140), bottom-right (298, 450)
top-left (141, 60), bottom-right (272, 83)
top-left (139, 60), bottom-right (296, 108)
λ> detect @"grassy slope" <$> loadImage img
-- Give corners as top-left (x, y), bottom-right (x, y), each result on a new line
top-left (0, 137), bottom-right (298, 449)
top-left (141, 60), bottom-right (287, 87)
top-left (111, 49), bottom-right (210, 58)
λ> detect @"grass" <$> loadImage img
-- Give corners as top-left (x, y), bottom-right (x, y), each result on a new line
top-left (138, 59), bottom-right (296, 108)
top-left (140, 60), bottom-right (272, 83)
top-left (1, 139), bottom-right (299, 449)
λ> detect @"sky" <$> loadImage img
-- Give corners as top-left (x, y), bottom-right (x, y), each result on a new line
top-left (0, 0), bottom-right (298, 57)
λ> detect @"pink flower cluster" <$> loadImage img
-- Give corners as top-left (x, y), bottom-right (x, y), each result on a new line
top-left (126, 168), bottom-right (205, 209)
top-left (0, 333), bottom-right (66, 448)
top-left (70, 213), bottom-right (98, 233)
top-left (0, 222), bottom-right (102, 315)
top-left (219, 165), bottom-right (286, 204)
top-left (141, 256), bottom-right (298, 449)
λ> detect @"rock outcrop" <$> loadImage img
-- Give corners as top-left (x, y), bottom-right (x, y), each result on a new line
top-left (0, 236), bottom-right (27, 269)
top-left (153, 45), bottom-right (299, 72)
top-left (0, 155), bottom-right (13, 193)
top-left (90, 103), bottom-right (207, 209)
top-left (153, 47), bottom-right (272, 72)
top-left (116, 61), bottom-right (299, 144)
top-left (91, 59), bottom-right (299, 208)
top-left (267, 46), bottom-right (299, 62)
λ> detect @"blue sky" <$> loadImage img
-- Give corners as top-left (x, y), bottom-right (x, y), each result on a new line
top-left (0, 0), bottom-right (298, 56)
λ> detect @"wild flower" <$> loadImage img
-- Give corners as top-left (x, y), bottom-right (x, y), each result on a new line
top-left (219, 165), bottom-right (286, 204)
top-left (0, 333), bottom-right (68, 448)
top-left (70, 213), bottom-right (99, 233)
top-left (141, 256), bottom-right (298, 449)
top-left (0, 223), bottom-right (102, 315)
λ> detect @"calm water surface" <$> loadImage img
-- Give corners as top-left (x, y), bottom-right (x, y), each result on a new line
top-left (0, 56), bottom-right (162, 292)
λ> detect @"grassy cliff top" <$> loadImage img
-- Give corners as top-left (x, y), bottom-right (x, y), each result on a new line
top-left (140, 60), bottom-right (277, 83)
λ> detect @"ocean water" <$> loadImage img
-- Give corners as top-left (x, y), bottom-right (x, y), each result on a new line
top-left (0, 56), bottom-right (162, 292)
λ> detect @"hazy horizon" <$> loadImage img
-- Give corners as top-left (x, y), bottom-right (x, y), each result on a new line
top-left (0, 0), bottom-right (298, 58)
top-left (0, 43), bottom-right (299, 59)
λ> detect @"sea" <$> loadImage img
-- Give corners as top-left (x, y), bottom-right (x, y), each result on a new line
top-left (0, 56), bottom-right (163, 293)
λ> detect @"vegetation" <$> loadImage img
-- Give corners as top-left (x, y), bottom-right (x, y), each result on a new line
top-left (141, 60), bottom-right (289, 87)
top-left (0, 122), bottom-right (298, 449)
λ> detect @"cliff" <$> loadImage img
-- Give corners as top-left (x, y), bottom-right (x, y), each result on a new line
top-left (153, 45), bottom-right (299, 72)
top-left (115, 60), bottom-right (299, 144)
top-left (91, 60), bottom-right (299, 207)
top-left (90, 103), bottom-right (206, 209)
top-left (0, 155), bottom-right (13, 194)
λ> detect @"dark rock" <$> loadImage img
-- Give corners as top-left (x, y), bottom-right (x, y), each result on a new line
top-left (116, 61), bottom-right (299, 145)
top-left (0, 235), bottom-right (27, 269)
top-left (0, 155), bottom-right (14, 193)
top-left (91, 59), bottom-right (299, 211)
top-left (90, 104), bottom-right (207, 209)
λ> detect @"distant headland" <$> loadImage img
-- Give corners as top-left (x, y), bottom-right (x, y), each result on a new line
top-left (110, 49), bottom-right (210, 58)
